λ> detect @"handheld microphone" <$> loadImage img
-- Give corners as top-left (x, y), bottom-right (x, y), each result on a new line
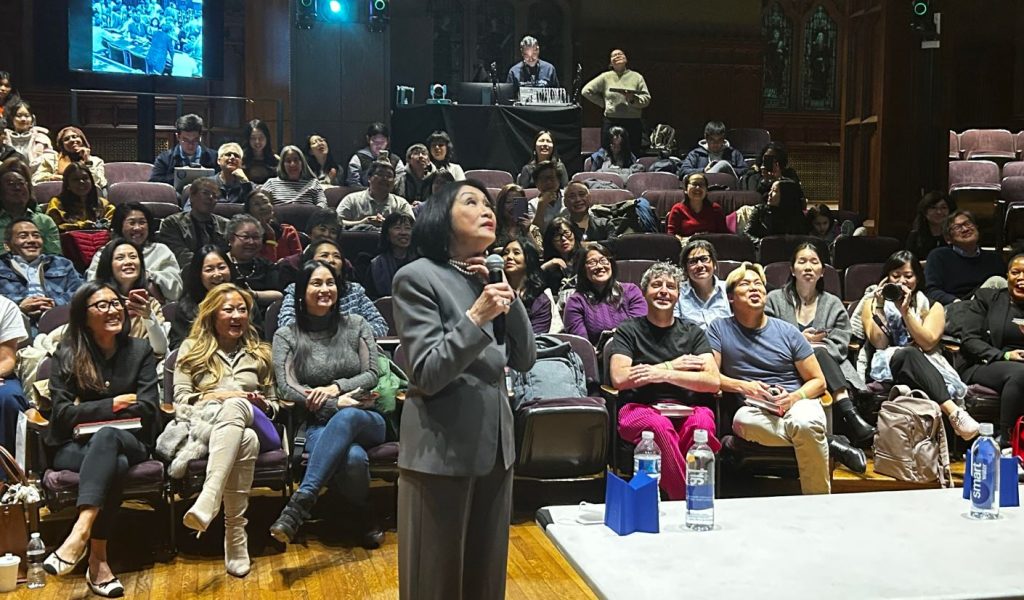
top-left (484, 254), bottom-right (506, 345)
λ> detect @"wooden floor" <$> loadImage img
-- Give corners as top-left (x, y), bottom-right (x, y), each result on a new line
top-left (11, 491), bottom-right (597, 600)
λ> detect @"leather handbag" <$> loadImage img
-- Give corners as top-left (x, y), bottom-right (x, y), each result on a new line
top-left (0, 446), bottom-right (30, 580)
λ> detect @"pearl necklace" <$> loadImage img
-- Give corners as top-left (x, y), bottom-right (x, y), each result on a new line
top-left (448, 258), bottom-right (476, 277)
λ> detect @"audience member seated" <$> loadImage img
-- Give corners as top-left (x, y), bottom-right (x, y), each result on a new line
top-left (0, 71), bottom-right (19, 121)
top-left (42, 282), bottom-right (158, 596)
top-left (906, 191), bottom-right (951, 260)
top-left (2, 99), bottom-right (52, 172)
top-left (34, 127), bottom-right (108, 191)
top-left (425, 130), bottom-right (466, 181)
top-left (346, 122), bottom-right (405, 188)
top-left (421, 170), bottom-right (456, 207)
top-left (243, 188), bottom-right (302, 263)
top-left (157, 177), bottom-right (230, 269)
top-left (337, 161), bottom-right (413, 230)
top-left (528, 161), bottom-right (565, 231)
top-left (588, 126), bottom-right (640, 179)
top-left (740, 141), bottom-right (799, 195)
top-left (925, 210), bottom-right (1005, 306)
top-left (540, 217), bottom-right (582, 301)
top-left (87, 203), bottom-right (182, 302)
top-left (369, 213), bottom-right (415, 298)
top-left (494, 184), bottom-right (541, 250)
top-left (561, 181), bottom-right (613, 243)
top-left (708, 262), bottom-right (834, 494)
top-left (304, 133), bottom-right (342, 187)
top-left (806, 204), bottom-right (838, 244)
top-left (269, 260), bottom-right (385, 548)
top-left (765, 243), bottom-right (874, 451)
top-left (563, 243), bottom-right (647, 345)
top-left (674, 239), bottom-right (731, 330)
top-left (226, 214), bottom-right (281, 307)
top-left (261, 145), bottom-right (328, 208)
top-left (172, 283), bottom-right (277, 578)
top-left (678, 120), bottom-right (749, 179)
top-left (0, 295), bottom-right (27, 457)
top-left (278, 239), bottom-right (388, 337)
top-left (0, 217), bottom-right (82, 331)
top-left (0, 157), bottom-right (60, 254)
top-left (148, 113), bottom-right (218, 186)
top-left (92, 239), bottom-right (169, 357)
top-left (955, 252), bottom-right (1024, 446)
top-left (168, 245), bottom-right (235, 349)
top-left (609, 262), bottom-right (721, 500)
top-left (517, 130), bottom-right (569, 189)
top-left (210, 142), bottom-right (253, 204)
top-left (277, 209), bottom-right (340, 288)
top-left (395, 144), bottom-right (432, 206)
top-left (502, 236), bottom-right (560, 334)
top-left (667, 173), bottom-right (727, 238)
top-left (857, 250), bottom-right (979, 440)
top-left (744, 178), bottom-right (808, 244)
top-left (241, 119), bottom-right (279, 185)
top-left (45, 163), bottom-right (114, 231)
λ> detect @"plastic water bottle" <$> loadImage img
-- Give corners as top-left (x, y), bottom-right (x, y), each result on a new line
top-left (633, 431), bottom-right (661, 501)
top-left (969, 423), bottom-right (1000, 520)
top-left (26, 533), bottom-right (45, 589)
top-left (685, 429), bottom-right (715, 531)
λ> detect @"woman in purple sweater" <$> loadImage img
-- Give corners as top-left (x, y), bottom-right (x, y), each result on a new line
top-left (562, 243), bottom-right (647, 344)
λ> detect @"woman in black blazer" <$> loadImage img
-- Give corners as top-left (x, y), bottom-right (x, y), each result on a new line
top-left (956, 251), bottom-right (1024, 444)
top-left (393, 180), bottom-right (536, 600)
top-left (42, 281), bottom-right (159, 597)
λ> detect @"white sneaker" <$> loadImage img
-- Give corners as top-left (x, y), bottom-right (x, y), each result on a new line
top-left (949, 409), bottom-right (980, 441)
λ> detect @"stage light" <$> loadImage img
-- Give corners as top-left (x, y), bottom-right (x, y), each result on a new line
top-left (912, 0), bottom-right (929, 16)
top-left (329, 0), bottom-right (341, 12)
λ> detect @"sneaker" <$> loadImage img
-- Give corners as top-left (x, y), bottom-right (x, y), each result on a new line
top-left (949, 409), bottom-right (980, 441)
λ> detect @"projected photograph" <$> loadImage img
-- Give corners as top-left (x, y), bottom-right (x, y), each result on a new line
top-left (89, 0), bottom-right (203, 77)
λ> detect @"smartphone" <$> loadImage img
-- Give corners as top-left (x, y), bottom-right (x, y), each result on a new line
top-left (129, 289), bottom-right (149, 304)
top-left (510, 196), bottom-right (528, 222)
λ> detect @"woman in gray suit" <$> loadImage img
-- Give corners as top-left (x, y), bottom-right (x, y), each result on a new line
top-left (393, 180), bottom-right (537, 600)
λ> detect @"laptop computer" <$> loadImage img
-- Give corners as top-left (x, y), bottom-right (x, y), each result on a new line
top-left (174, 166), bottom-right (215, 193)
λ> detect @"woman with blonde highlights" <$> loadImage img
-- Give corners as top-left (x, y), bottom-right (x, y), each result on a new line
top-left (172, 283), bottom-right (277, 577)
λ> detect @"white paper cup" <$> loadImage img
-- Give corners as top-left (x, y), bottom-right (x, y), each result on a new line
top-left (0, 553), bottom-right (20, 593)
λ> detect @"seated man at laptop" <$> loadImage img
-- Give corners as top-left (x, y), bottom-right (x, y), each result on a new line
top-left (706, 262), bottom-right (863, 495)
top-left (609, 262), bottom-right (721, 500)
top-left (0, 217), bottom-right (83, 333)
top-left (149, 113), bottom-right (218, 186)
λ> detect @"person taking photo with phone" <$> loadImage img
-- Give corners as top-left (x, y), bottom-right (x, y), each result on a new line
top-left (92, 238), bottom-right (169, 357)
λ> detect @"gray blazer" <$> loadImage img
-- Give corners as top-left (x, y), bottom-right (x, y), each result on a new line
top-left (393, 258), bottom-right (536, 477)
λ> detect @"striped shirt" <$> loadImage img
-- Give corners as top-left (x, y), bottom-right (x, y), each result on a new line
top-left (260, 177), bottom-right (328, 208)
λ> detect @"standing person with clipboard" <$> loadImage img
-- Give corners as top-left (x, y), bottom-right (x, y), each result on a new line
top-left (582, 48), bottom-right (652, 158)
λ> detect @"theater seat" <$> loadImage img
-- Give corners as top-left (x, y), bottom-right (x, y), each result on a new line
top-left (758, 235), bottom-right (830, 265)
top-left (624, 171), bottom-right (679, 197)
top-left (692, 233), bottom-right (756, 262)
top-left (959, 129), bottom-right (1016, 164)
top-left (572, 171), bottom-right (625, 188)
top-left (616, 259), bottom-right (655, 287)
top-left (465, 169), bottom-right (514, 188)
top-left (610, 233), bottom-right (680, 261)
top-left (105, 162), bottom-right (156, 186)
top-left (764, 261), bottom-right (841, 296)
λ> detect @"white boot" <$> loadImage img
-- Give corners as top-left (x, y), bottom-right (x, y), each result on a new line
top-left (223, 430), bottom-right (258, 577)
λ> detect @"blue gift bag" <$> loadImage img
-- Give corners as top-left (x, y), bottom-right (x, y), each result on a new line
top-left (604, 470), bottom-right (660, 535)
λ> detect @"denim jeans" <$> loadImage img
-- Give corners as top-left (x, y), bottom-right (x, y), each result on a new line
top-left (300, 407), bottom-right (386, 505)
top-left (0, 378), bottom-right (27, 456)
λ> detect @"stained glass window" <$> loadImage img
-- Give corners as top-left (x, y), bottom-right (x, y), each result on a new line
top-left (762, 3), bottom-right (793, 111)
top-left (801, 5), bottom-right (838, 111)
top-left (429, 0), bottom-right (464, 83)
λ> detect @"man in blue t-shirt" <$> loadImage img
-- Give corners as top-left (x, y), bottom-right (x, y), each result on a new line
top-left (707, 263), bottom-right (852, 494)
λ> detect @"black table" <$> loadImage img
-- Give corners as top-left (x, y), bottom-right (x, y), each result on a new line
top-left (391, 104), bottom-right (582, 177)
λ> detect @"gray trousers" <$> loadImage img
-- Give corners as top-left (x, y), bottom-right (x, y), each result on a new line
top-left (397, 446), bottom-right (514, 600)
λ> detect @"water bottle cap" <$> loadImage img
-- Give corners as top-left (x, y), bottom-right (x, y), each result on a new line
top-left (29, 533), bottom-right (39, 539)
top-left (979, 423), bottom-right (994, 436)
top-left (694, 429), bottom-right (708, 444)
top-left (641, 430), bottom-right (654, 440)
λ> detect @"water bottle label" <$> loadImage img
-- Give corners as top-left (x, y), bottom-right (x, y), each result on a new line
top-left (636, 458), bottom-right (661, 478)
top-left (971, 461), bottom-right (995, 509)
top-left (686, 468), bottom-right (713, 510)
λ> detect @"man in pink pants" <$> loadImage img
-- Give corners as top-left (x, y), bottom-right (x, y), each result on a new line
top-left (609, 262), bottom-right (722, 500)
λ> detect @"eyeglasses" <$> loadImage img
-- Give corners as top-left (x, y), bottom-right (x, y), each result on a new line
top-left (556, 229), bottom-right (574, 241)
top-left (88, 298), bottom-right (124, 313)
top-left (372, 173), bottom-right (396, 181)
top-left (951, 221), bottom-right (976, 233)
top-left (221, 151), bottom-right (241, 159)
top-left (233, 234), bottom-right (262, 242)
top-left (585, 257), bottom-right (611, 268)
top-left (687, 181), bottom-right (708, 189)
top-left (687, 255), bottom-right (712, 266)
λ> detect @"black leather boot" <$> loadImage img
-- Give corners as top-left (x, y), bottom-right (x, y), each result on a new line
top-left (269, 490), bottom-right (316, 544)
top-left (829, 434), bottom-right (867, 474)
top-left (350, 503), bottom-right (384, 550)
top-left (835, 397), bottom-right (876, 446)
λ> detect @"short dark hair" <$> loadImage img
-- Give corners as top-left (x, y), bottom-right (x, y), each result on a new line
top-left (944, 209), bottom-right (976, 239)
top-left (413, 180), bottom-right (491, 262)
top-left (426, 130), bottom-right (455, 164)
top-left (533, 160), bottom-right (558, 182)
top-left (305, 208), bottom-right (340, 237)
top-left (756, 141), bottom-right (790, 169)
top-left (365, 122), bottom-right (389, 139)
top-left (175, 113), bottom-right (204, 134)
top-left (4, 215), bottom-right (36, 246)
top-left (575, 243), bottom-right (623, 306)
top-left (882, 250), bottom-right (926, 297)
top-left (367, 160), bottom-right (396, 179)
top-left (704, 120), bottom-right (727, 139)
top-left (111, 202), bottom-right (155, 245)
top-left (679, 238), bottom-right (718, 272)
top-left (378, 212), bottom-right (415, 254)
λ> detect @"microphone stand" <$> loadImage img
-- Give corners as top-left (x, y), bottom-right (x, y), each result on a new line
top-left (489, 61), bottom-right (499, 105)
top-left (571, 63), bottom-right (583, 106)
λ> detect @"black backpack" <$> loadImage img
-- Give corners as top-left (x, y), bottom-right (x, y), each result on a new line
top-left (510, 335), bottom-right (587, 410)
